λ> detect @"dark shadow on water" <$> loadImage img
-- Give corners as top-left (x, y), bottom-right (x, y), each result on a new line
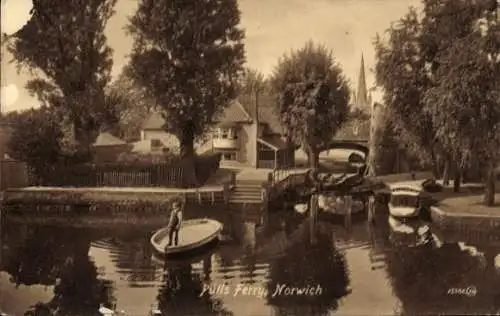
top-left (1, 224), bottom-right (116, 315)
top-left (265, 222), bottom-right (351, 316)
top-left (157, 258), bottom-right (234, 315)
top-left (384, 223), bottom-right (500, 315)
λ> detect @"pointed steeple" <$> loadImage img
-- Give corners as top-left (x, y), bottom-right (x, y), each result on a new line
top-left (356, 53), bottom-right (369, 110)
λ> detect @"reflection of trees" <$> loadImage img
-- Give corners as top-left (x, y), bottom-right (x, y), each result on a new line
top-left (384, 242), bottom-right (500, 315)
top-left (266, 223), bottom-right (350, 316)
top-left (108, 234), bottom-right (158, 285)
top-left (157, 260), bottom-right (233, 315)
top-left (1, 223), bottom-right (115, 315)
top-left (2, 224), bottom-right (65, 286)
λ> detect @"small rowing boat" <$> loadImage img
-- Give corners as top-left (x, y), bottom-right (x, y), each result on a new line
top-left (150, 218), bottom-right (223, 256)
top-left (388, 182), bottom-right (433, 219)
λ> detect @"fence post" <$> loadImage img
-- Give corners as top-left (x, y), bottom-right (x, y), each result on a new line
top-left (0, 160), bottom-right (4, 191)
top-left (344, 195), bottom-right (353, 228)
top-left (267, 172), bottom-right (273, 201)
top-left (310, 194), bottom-right (318, 244)
top-left (223, 183), bottom-right (230, 204)
top-left (368, 195), bottom-right (375, 224)
top-left (261, 183), bottom-right (269, 212)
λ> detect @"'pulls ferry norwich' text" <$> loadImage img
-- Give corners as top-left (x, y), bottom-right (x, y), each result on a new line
top-left (200, 283), bottom-right (323, 299)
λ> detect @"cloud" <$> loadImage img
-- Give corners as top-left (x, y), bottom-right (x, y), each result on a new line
top-left (1, 84), bottom-right (19, 111)
top-left (1, 0), bottom-right (33, 35)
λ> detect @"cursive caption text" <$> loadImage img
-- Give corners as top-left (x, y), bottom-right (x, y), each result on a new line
top-left (200, 283), bottom-right (323, 299)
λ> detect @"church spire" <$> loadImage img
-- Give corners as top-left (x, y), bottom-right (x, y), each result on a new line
top-left (356, 53), bottom-right (369, 110)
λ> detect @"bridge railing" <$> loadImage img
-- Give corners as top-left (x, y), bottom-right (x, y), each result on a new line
top-left (268, 168), bottom-right (296, 187)
top-left (267, 168), bottom-right (309, 201)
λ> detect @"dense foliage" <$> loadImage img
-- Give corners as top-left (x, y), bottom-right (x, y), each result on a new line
top-left (374, 0), bottom-right (499, 204)
top-left (126, 0), bottom-right (246, 158)
top-left (7, 0), bottom-right (118, 152)
top-left (270, 41), bottom-right (351, 168)
top-left (6, 107), bottom-right (64, 181)
top-left (105, 68), bottom-right (158, 142)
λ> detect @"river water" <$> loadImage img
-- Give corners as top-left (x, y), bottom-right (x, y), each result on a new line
top-left (1, 204), bottom-right (500, 316)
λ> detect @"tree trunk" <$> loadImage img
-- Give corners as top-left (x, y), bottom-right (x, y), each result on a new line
top-left (306, 145), bottom-right (319, 169)
top-left (430, 149), bottom-right (440, 178)
top-left (443, 159), bottom-right (451, 186)
top-left (483, 160), bottom-right (496, 207)
top-left (453, 165), bottom-right (461, 193)
top-left (179, 132), bottom-right (195, 159)
top-left (178, 130), bottom-right (197, 187)
top-left (72, 120), bottom-right (96, 162)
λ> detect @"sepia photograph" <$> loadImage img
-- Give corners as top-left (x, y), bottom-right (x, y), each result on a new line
top-left (0, 0), bottom-right (499, 315)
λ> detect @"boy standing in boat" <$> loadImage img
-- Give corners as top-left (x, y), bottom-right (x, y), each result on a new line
top-left (167, 200), bottom-right (183, 247)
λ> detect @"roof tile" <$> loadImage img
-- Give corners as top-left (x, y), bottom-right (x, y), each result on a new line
top-left (92, 132), bottom-right (126, 147)
top-left (142, 111), bottom-right (165, 130)
top-left (216, 99), bottom-right (252, 123)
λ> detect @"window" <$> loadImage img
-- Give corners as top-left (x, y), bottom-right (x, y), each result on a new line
top-left (216, 127), bottom-right (238, 140)
top-left (390, 195), bottom-right (419, 207)
top-left (151, 139), bottom-right (162, 147)
top-left (222, 152), bottom-right (237, 161)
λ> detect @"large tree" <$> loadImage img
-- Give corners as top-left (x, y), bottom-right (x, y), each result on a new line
top-left (126, 0), bottom-right (246, 159)
top-left (375, 0), bottom-right (499, 202)
top-left (270, 41), bottom-right (351, 169)
top-left (424, 9), bottom-right (499, 205)
top-left (374, 9), bottom-right (438, 172)
top-left (6, 0), bottom-right (118, 153)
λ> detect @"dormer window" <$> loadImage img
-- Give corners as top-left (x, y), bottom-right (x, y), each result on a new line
top-left (216, 127), bottom-right (238, 140)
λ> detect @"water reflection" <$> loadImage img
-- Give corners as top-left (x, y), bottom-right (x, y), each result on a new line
top-left (1, 225), bottom-right (115, 315)
top-left (384, 213), bottom-right (500, 316)
top-left (157, 260), bottom-right (233, 315)
top-left (2, 203), bottom-right (500, 315)
top-left (265, 222), bottom-right (350, 316)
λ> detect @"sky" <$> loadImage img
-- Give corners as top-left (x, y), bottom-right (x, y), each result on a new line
top-left (1, 0), bottom-right (422, 113)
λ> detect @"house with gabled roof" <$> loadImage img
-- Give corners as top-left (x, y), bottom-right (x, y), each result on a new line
top-left (212, 97), bottom-right (294, 168)
top-left (138, 97), bottom-right (294, 169)
top-left (91, 131), bottom-right (131, 163)
top-left (133, 111), bottom-right (181, 155)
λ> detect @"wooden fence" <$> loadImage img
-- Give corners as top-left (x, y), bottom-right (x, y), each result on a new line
top-left (0, 159), bottom-right (28, 191)
top-left (36, 153), bottom-right (221, 188)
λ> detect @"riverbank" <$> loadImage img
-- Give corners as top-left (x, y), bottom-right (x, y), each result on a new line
top-left (1, 168), bottom-right (236, 206)
top-left (431, 192), bottom-right (500, 229)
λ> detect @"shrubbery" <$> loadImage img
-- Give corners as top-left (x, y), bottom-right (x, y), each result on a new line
top-left (116, 150), bottom-right (180, 164)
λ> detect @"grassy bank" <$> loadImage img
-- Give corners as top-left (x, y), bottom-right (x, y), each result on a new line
top-left (431, 191), bottom-right (500, 229)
